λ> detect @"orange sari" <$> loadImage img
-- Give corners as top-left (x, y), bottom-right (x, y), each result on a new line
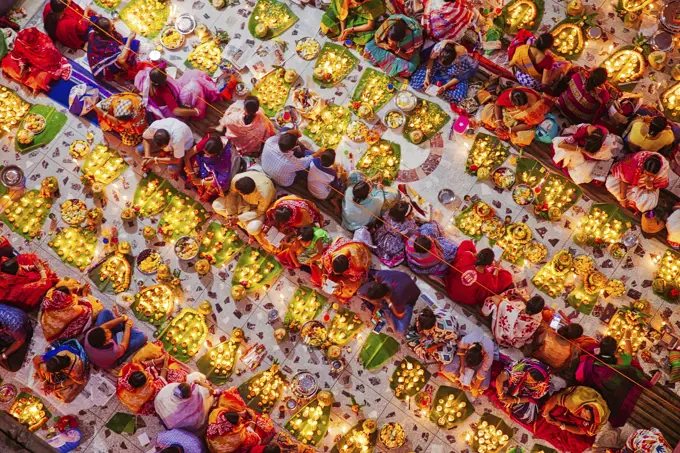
top-left (116, 363), bottom-right (167, 415)
top-left (314, 237), bottom-right (371, 303)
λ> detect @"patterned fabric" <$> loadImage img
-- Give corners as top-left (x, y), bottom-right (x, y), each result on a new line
top-left (669, 350), bottom-right (680, 383)
top-left (557, 69), bottom-right (610, 124)
top-left (187, 136), bottom-right (236, 202)
top-left (35, 339), bottom-right (90, 403)
top-left (373, 213), bottom-right (418, 267)
top-left (220, 102), bottom-right (275, 157)
top-left (623, 117), bottom-right (675, 153)
top-left (87, 30), bottom-right (141, 81)
top-left (265, 195), bottom-right (323, 233)
top-left (482, 289), bottom-right (541, 348)
top-left (155, 429), bottom-right (206, 453)
top-left (0, 254), bottom-right (59, 311)
top-left (134, 67), bottom-right (182, 120)
top-left (422, 0), bottom-right (474, 41)
top-left (410, 307), bottom-right (458, 363)
top-left (481, 87), bottom-right (551, 146)
top-left (178, 69), bottom-right (220, 121)
top-left (501, 358), bottom-right (551, 423)
top-left (319, 237), bottom-right (371, 303)
top-left (116, 363), bottom-right (168, 415)
top-left (606, 151), bottom-right (669, 213)
top-left (548, 386), bottom-right (610, 437)
top-left (96, 93), bottom-right (148, 146)
top-left (320, 0), bottom-right (386, 45)
top-left (364, 14), bottom-right (424, 77)
top-left (40, 282), bottom-right (94, 343)
top-left (261, 134), bottom-right (313, 187)
top-left (298, 228), bottom-right (332, 265)
top-left (626, 428), bottom-right (672, 453)
top-left (130, 340), bottom-right (189, 384)
top-left (342, 172), bottom-right (399, 231)
top-left (0, 304), bottom-right (30, 343)
top-left (42, 2), bottom-right (90, 50)
top-left (410, 46), bottom-right (478, 104)
top-left (405, 222), bottom-right (458, 276)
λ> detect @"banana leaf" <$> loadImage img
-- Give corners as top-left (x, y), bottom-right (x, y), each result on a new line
top-left (80, 144), bottom-right (128, 186)
top-left (402, 98), bottom-right (451, 144)
top-left (15, 105), bottom-right (67, 153)
top-left (284, 397), bottom-right (332, 446)
top-left (359, 332), bottom-right (400, 370)
top-left (531, 445), bottom-right (557, 453)
top-left (157, 191), bottom-right (210, 240)
top-left (356, 140), bottom-right (401, 185)
top-left (330, 420), bottom-right (377, 453)
top-left (237, 364), bottom-right (287, 413)
top-left (247, 0), bottom-right (299, 40)
top-left (283, 286), bottom-right (327, 331)
top-left (495, 0), bottom-right (545, 36)
top-left (389, 356), bottom-right (430, 400)
top-left (428, 386), bottom-right (474, 430)
top-left (196, 339), bottom-right (240, 385)
top-left (350, 68), bottom-right (402, 114)
top-left (48, 226), bottom-right (98, 271)
top-left (0, 190), bottom-right (53, 240)
top-left (133, 173), bottom-right (177, 217)
top-left (199, 222), bottom-right (245, 267)
top-left (87, 252), bottom-right (134, 294)
top-left (231, 246), bottom-right (284, 293)
top-left (313, 43), bottom-right (359, 88)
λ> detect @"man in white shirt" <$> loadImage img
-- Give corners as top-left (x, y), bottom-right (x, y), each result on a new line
top-left (261, 130), bottom-right (320, 187)
top-left (138, 118), bottom-right (195, 176)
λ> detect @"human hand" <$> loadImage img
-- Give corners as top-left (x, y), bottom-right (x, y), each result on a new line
top-left (437, 85), bottom-right (447, 95)
top-left (125, 319), bottom-right (134, 328)
top-left (423, 76), bottom-right (430, 89)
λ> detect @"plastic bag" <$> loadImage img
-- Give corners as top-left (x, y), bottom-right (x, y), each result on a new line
top-left (68, 84), bottom-right (99, 116)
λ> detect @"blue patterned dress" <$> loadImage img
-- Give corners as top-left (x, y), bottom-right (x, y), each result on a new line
top-left (410, 46), bottom-right (479, 104)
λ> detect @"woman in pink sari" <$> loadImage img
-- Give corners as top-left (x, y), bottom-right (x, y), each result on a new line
top-left (0, 254), bottom-right (59, 312)
top-left (605, 151), bottom-right (669, 213)
top-left (556, 67), bottom-right (610, 124)
top-left (218, 96), bottom-right (275, 157)
top-left (421, 0), bottom-right (475, 42)
top-left (155, 372), bottom-right (214, 432)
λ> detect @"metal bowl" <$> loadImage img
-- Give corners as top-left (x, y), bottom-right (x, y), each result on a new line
top-left (160, 26), bottom-right (185, 50)
top-left (291, 371), bottom-right (318, 398)
top-left (174, 236), bottom-right (199, 260)
top-left (136, 249), bottom-right (162, 275)
top-left (512, 184), bottom-right (535, 206)
top-left (0, 165), bottom-right (24, 188)
top-left (235, 83), bottom-right (249, 97)
top-left (300, 320), bottom-right (327, 347)
top-left (384, 109), bottom-right (406, 129)
top-left (175, 13), bottom-right (197, 35)
top-left (295, 37), bottom-right (321, 61)
top-left (491, 167), bottom-right (516, 190)
top-left (395, 91), bottom-right (417, 112)
top-left (438, 188), bottom-right (456, 207)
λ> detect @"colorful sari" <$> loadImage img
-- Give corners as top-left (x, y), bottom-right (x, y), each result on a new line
top-left (531, 328), bottom-right (598, 373)
top-left (321, 0), bottom-right (386, 46)
top-left (625, 428), bottom-right (672, 453)
top-left (276, 228), bottom-right (332, 269)
top-left (575, 354), bottom-right (652, 427)
top-left (134, 66), bottom-right (182, 120)
top-left (605, 151), bottom-right (669, 213)
top-left (96, 92), bottom-right (148, 146)
top-left (410, 45), bottom-right (479, 103)
top-left (421, 0), bottom-right (474, 42)
top-left (482, 289), bottom-right (541, 349)
top-left (623, 117), bottom-right (676, 153)
top-left (373, 213), bottom-right (418, 267)
top-left (155, 372), bottom-right (213, 432)
top-left (34, 339), bottom-right (89, 403)
top-left (481, 87), bottom-right (552, 146)
top-left (188, 136), bottom-right (238, 202)
top-left (497, 358), bottom-right (551, 423)
top-left (405, 222), bottom-right (457, 277)
top-left (557, 68), bottom-right (610, 124)
top-left (507, 30), bottom-right (567, 90)
top-left (314, 237), bottom-right (371, 303)
top-left (40, 283), bottom-right (94, 343)
top-left (43, 2), bottom-right (90, 50)
top-left (130, 340), bottom-right (189, 384)
top-left (364, 14), bottom-right (424, 77)
top-left (219, 102), bottom-right (275, 157)
top-left (0, 254), bottom-right (58, 312)
top-left (408, 307), bottom-right (458, 363)
top-left (552, 124), bottom-right (623, 185)
top-left (1, 27), bottom-right (71, 93)
top-left (116, 362), bottom-right (168, 415)
top-left (266, 195), bottom-right (323, 233)
top-left (178, 70), bottom-right (220, 120)
top-left (87, 29), bottom-right (142, 81)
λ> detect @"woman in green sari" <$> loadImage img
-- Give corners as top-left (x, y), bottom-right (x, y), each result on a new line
top-left (320, 0), bottom-right (386, 46)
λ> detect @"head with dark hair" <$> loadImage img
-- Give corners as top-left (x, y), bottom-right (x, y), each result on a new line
top-left (364, 281), bottom-right (391, 301)
top-left (643, 154), bottom-right (663, 175)
top-left (263, 444), bottom-right (282, 453)
top-left (149, 69), bottom-right (167, 88)
top-left (417, 307), bottom-right (436, 332)
top-left (598, 335), bottom-right (618, 364)
top-left (225, 412), bottom-right (240, 425)
top-left (159, 447), bottom-right (184, 453)
top-left (203, 137), bottom-right (224, 156)
top-left (234, 176), bottom-right (256, 195)
top-left (87, 327), bottom-right (111, 349)
top-left (649, 116), bottom-right (668, 137)
top-left (557, 323), bottom-right (584, 340)
top-left (279, 133), bottom-right (298, 152)
top-left (527, 367), bottom-right (545, 383)
top-left (525, 295), bottom-right (545, 315)
top-left (586, 67), bottom-right (608, 91)
top-left (389, 201), bottom-right (410, 222)
top-left (352, 181), bottom-right (371, 203)
top-left (94, 17), bottom-right (112, 37)
top-left (465, 343), bottom-right (484, 368)
top-left (153, 129), bottom-right (171, 147)
top-left (51, 0), bottom-right (68, 12)
top-left (320, 149), bottom-right (336, 168)
top-left (298, 226), bottom-right (315, 243)
top-left (535, 33), bottom-right (554, 52)
top-left (387, 20), bottom-right (407, 46)
top-left (332, 255), bottom-right (349, 274)
top-left (439, 43), bottom-right (458, 66)
top-left (414, 236), bottom-right (432, 254)
top-left (274, 206), bottom-right (293, 224)
top-left (129, 370), bottom-right (148, 389)
top-left (54, 286), bottom-right (71, 295)
top-left (475, 248), bottom-right (495, 267)
top-left (583, 129), bottom-right (605, 154)
top-left (1, 258), bottom-right (19, 276)
top-left (45, 0), bottom-right (69, 42)
top-left (510, 89), bottom-right (529, 107)
top-left (46, 354), bottom-right (71, 373)
top-left (243, 96), bottom-right (260, 125)
top-left (177, 382), bottom-right (192, 399)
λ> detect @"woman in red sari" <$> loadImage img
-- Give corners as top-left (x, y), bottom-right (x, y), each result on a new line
top-left (264, 195), bottom-right (323, 234)
top-left (605, 151), bottom-right (669, 213)
top-left (480, 87), bottom-right (552, 146)
top-left (116, 362), bottom-right (168, 415)
top-left (43, 0), bottom-right (91, 50)
top-left (0, 254), bottom-right (58, 311)
top-left (312, 237), bottom-right (371, 303)
top-left (556, 67), bottom-right (610, 124)
top-left (87, 17), bottom-right (142, 82)
top-left (1, 27), bottom-right (71, 93)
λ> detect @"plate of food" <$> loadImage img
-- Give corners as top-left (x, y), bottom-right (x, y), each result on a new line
top-left (137, 249), bottom-right (162, 275)
top-left (291, 371), bottom-right (318, 398)
top-left (395, 91), bottom-right (417, 111)
top-left (492, 167), bottom-right (516, 190)
top-left (356, 102), bottom-right (374, 120)
top-left (346, 120), bottom-right (368, 142)
top-left (16, 129), bottom-right (34, 145)
top-left (175, 13), bottom-right (196, 35)
top-left (384, 110), bottom-right (405, 129)
top-left (160, 27), bottom-right (185, 50)
top-left (69, 140), bottom-right (89, 159)
top-left (175, 236), bottom-right (199, 260)
top-left (512, 184), bottom-right (535, 206)
top-left (300, 320), bottom-right (328, 347)
top-left (60, 199), bottom-right (87, 225)
top-left (0, 384), bottom-right (16, 403)
top-left (24, 113), bottom-right (46, 134)
top-left (274, 106), bottom-right (300, 130)
top-left (292, 88), bottom-right (321, 116)
top-left (295, 37), bottom-right (321, 61)
top-left (379, 422), bottom-right (406, 449)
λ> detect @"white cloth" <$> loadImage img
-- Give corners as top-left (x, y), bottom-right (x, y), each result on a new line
top-left (260, 133), bottom-right (312, 187)
top-left (308, 159), bottom-right (336, 199)
top-left (154, 372), bottom-right (213, 432)
top-left (142, 118), bottom-right (195, 159)
top-left (552, 125), bottom-right (623, 185)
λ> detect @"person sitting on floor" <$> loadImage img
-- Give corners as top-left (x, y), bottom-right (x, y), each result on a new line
top-left (155, 372), bottom-right (214, 432)
top-left (308, 149), bottom-right (347, 212)
top-left (342, 171), bottom-right (400, 232)
top-left (507, 31), bottom-right (563, 91)
top-left (33, 339), bottom-right (90, 403)
top-left (155, 429), bottom-right (207, 453)
top-left (40, 279), bottom-right (102, 343)
top-left (87, 17), bottom-right (143, 82)
top-left (130, 340), bottom-right (189, 384)
top-left (364, 14), bottom-right (424, 78)
top-left (0, 303), bottom-right (33, 372)
top-left (405, 222), bottom-right (457, 277)
top-left (555, 66), bottom-right (610, 125)
top-left (605, 151), bottom-right (669, 213)
top-left (373, 200), bottom-right (418, 268)
top-left (261, 131), bottom-right (314, 187)
top-left (94, 92), bottom-right (148, 147)
top-left (358, 269), bottom-right (421, 334)
top-left (117, 361), bottom-right (169, 415)
top-left (264, 195), bottom-right (324, 235)
top-left (552, 123), bottom-right (623, 185)
top-left (445, 241), bottom-right (513, 306)
top-left (0, 253), bottom-right (58, 312)
top-left (213, 171), bottom-right (276, 235)
top-left (135, 68), bottom-right (219, 121)
top-left (218, 96), bottom-right (275, 158)
top-left (441, 330), bottom-right (497, 397)
top-left (139, 118), bottom-right (195, 178)
top-left (408, 307), bottom-right (459, 364)
top-left (482, 289), bottom-right (544, 349)
top-left (84, 308), bottom-right (147, 370)
top-left (276, 225), bottom-right (332, 270)
top-left (184, 134), bottom-right (241, 203)
top-left (43, 0), bottom-right (91, 50)
top-left (493, 358), bottom-right (552, 424)
top-left (421, 0), bottom-right (476, 42)
top-left (320, 0), bottom-right (385, 46)
top-left (623, 115), bottom-right (676, 154)
top-left (313, 237), bottom-right (371, 304)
